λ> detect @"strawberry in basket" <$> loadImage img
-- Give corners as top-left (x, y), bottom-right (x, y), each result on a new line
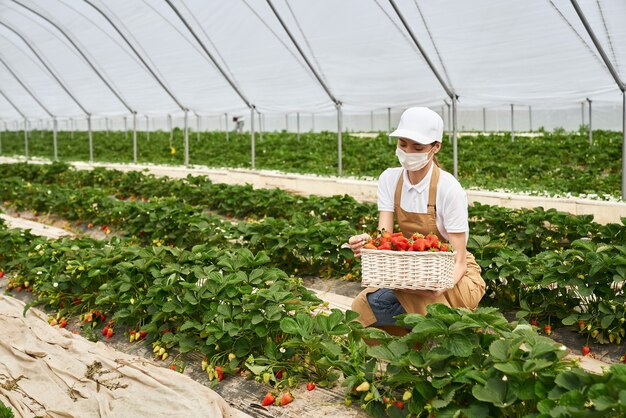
top-left (363, 231), bottom-right (452, 252)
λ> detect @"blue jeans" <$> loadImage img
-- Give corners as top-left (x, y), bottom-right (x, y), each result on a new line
top-left (366, 289), bottom-right (407, 326)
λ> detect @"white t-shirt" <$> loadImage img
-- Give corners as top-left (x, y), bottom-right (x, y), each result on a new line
top-left (377, 165), bottom-right (469, 242)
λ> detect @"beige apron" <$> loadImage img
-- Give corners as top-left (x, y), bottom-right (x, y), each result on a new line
top-left (352, 165), bottom-right (486, 333)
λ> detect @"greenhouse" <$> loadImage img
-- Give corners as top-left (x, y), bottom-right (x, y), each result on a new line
top-left (1, 1), bottom-right (626, 417)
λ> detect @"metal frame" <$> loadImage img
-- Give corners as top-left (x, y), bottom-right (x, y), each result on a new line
top-left (388, 0), bottom-right (459, 177)
top-left (266, 0), bottom-right (344, 175)
top-left (0, 87), bottom-right (28, 160)
top-left (511, 104), bottom-right (515, 141)
top-left (571, 0), bottom-right (626, 198)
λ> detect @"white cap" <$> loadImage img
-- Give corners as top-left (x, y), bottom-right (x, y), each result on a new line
top-left (389, 107), bottom-right (444, 144)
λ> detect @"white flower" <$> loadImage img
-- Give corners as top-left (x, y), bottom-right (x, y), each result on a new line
top-left (502, 375), bottom-right (508, 381)
top-left (53, 282), bottom-right (58, 288)
top-left (559, 345), bottom-right (567, 351)
top-left (279, 347), bottom-right (286, 353)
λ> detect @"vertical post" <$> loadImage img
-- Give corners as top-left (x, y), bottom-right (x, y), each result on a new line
top-left (251, 107), bottom-right (256, 169)
top-left (167, 114), bottom-right (173, 145)
top-left (337, 104), bottom-right (343, 176)
top-left (511, 104), bottom-right (515, 141)
top-left (297, 112), bottom-right (300, 140)
top-left (311, 113), bottom-right (315, 132)
top-left (483, 107), bottom-right (487, 132)
top-left (258, 111), bottom-right (263, 140)
top-left (622, 91), bottom-right (625, 200)
top-left (146, 115), bottom-right (150, 141)
top-left (587, 98), bottom-right (593, 146)
top-left (445, 102), bottom-right (451, 142)
top-left (387, 107), bottom-right (391, 144)
top-left (124, 116), bottom-right (128, 141)
top-left (184, 110), bottom-right (189, 167)
top-left (24, 118), bottom-right (29, 161)
top-left (581, 101), bottom-right (585, 126)
top-left (53, 117), bottom-right (58, 160)
top-left (452, 98), bottom-right (459, 178)
top-left (133, 112), bottom-right (137, 163)
top-left (529, 106), bottom-right (532, 132)
top-left (88, 115), bottom-right (93, 163)
top-left (0, 122), bottom-right (3, 155)
top-left (285, 113), bottom-right (289, 131)
top-left (105, 117), bottom-right (109, 135)
top-left (370, 110), bottom-right (374, 132)
top-left (196, 113), bottom-right (200, 142)
top-left (70, 117), bottom-right (74, 140)
top-left (225, 113), bottom-right (229, 142)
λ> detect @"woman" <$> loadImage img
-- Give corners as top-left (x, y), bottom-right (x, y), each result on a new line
top-left (348, 107), bottom-right (485, 336)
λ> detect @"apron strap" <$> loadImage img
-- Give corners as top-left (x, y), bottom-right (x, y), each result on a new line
top-left (427, 165), bottom-right (440, 215)
top-left (394, 165), bottom-right (440, 215)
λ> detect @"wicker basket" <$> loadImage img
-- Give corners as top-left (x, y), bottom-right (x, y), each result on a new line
top-left (360, 249), bottom-right (456, 291)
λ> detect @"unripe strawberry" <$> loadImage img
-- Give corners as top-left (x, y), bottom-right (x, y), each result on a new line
top-left (228, 353), bottom-right (236, 361)
top-left (355, 381), bottom-right (370, 392)
top-left (544, 325), bottom-right (552, 336)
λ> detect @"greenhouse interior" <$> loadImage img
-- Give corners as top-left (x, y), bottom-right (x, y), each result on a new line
top-left (1, 1), bottom-right (626, 417)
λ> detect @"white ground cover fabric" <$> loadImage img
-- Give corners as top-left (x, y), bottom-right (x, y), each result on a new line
top-left (0, 294), bottom-right (238, 418)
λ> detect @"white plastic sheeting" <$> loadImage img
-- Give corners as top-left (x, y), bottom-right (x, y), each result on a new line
top-left (0, 0), bottom-right (625, 121)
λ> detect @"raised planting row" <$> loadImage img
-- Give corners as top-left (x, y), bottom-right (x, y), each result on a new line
top-left (0, 127), bottom-right (622, 198)
top-left (1, 162), bottom-right (626, 345)
top-left (2, 220), bottom-right (626, 417)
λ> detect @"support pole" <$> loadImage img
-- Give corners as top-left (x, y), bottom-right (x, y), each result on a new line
top-left (622, 92), bottom-right (626, 198)
top-left (285, 113), bottom-right (289, 131)
top-left (387, 107), bottom-right (391, 144)
top-left (297, 112), bottom-right (300, 140)
top-left (24, 118), bottom-right (29, 161)
top-left (70, 117), bottom-right (74, 140)
top-left (511, 104), bottom-right (515, 141)
top-left (337, 104), bottom-right (343, 176)
top-left (452, 98), bottom-right (458, 179)
top-left (168, 114), bottom-right (173, 146)
top-left (529, 106), bottom-right (532, 132)
top-left (88, 115), bottom-right (93, 163)
top-left (133, 112), bottom-right (137, 163)
top-left (483, 107), bottom-right (486, 132)
top-left (445, 102), bottom-right (451, 142)
top-left (196, 113), bottom-right (200, 142)
top-left (145, 115), bottom-right (150, 141)
top-left (124, 116), bottom-right (128, 141)
top-left (587, 98), bottom-right (593, 146)
top-left (251, 107), bottom-right (256, 169)
top-left (311, 113), bottom-right (315, 132)
top-left (581, 102), bottom-right (585, 126)
top-left (53, 117), bottom-right (58, 160)
top-left (225, 113), bottom-right (229, 142)
top-left (370, 111), bottom-right (374, 132)
top-left (184, 110), bottom-right (189, 167)
top-left (258, 111), bottom-right (263, 141)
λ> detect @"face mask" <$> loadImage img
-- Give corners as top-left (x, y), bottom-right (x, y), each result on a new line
top-left (395, 147), bottom-right (432, 171)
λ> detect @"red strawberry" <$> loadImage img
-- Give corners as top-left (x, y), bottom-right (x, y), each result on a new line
top-left (578, 320), bottom-right (586, 331)
top-left (102, 326), bottom-right (109, 336)
top-left (394, 401), bottom-right (404, 410)
top-left (280, 392), bottom-right (294, 406)
top-left (169, 364), bottom-right (177, 371)
top-left (530, 320), bottom-right (539, 327)
top-left (261, 392), bottom-right (276, 406)
top-left (106, 328), bottom-right (114, 339)
top-left (439, 243), bottom-right (449, 252)
top-left (59, 320), bottom-right (68, 328)
top-left (139, 331), bottom-right (148, 340)
top-left (0, 271), bottom-right (4, 279)
top-left (306, 382), bottom-right (315, 391)
top-left (544, 325), bottom-right (552, 336)
top-left (215, 366), bottom-right (225, 381)
top-left (412, 238), bottom-right (427, 252)
top-left (582, 345), bottom-right (590, 356)
top-left (275, 369), bottom-right (283, 379)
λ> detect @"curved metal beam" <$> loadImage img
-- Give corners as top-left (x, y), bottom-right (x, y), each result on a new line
top-left (0, 55), bottom-right (54, 117)
top-left (387, 0), bottom-right (456, 99)
top-left (0, 21), bottom-right (89, 115)
top-left (83, 0), bottom-right (187, 111)
top-left (0, 87), bottom-right (27, 119)
top-left (11, 0), bottom-right (135, 113)
top-left (164, 0), bottom-right (252, 109)
top-left (265, 0), bottom-right (340, 106)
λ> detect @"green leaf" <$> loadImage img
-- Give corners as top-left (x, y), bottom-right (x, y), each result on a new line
top-left (280, 317), bottom-right (299, 334)
top-left (601, 314), bottom-right (615, 329)
top-left (442, 334), bottom-right (474, 357)
top-left (472, 377), bottom-right (517, 407)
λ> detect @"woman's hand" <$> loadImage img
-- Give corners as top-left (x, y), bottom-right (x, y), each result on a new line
top-left (346, 233), bottom-right (371, 257)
